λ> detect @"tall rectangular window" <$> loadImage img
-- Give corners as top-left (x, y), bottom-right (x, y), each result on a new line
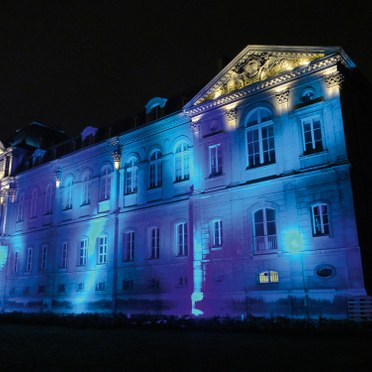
top-left (150, 227), bottom-right (160, 259)
top-left (149, 150), bottom-right (162, 188)
top-left (125, 231), bottom-right (135, 262)
top-left (26, 248), bottom-right (33, 272)
top-left (30, 189), bottom-right (38, 218)
top-left (13, 251), bottom-right (19, 273)
top-left (209, 144), bottom-right (222, 177)
top-left (98, 236), bottom-right (108, 264)
top-left (176, 222), bottom-right (188, 256)
top-left (175, 142), bottom-right (190, 182)
top-left (79, 239), bottom-right (88, 266)
top-left (247, 125), bottom-right (275, 168)
top-left (302, 116), bottom-right (323, 154)
top-left (212, 219), bottom-right (223, 247)
top-left (311, 203), bottom-right (329, 236)
top-left (253, 208), bottom-right (277, 252)
top-left (61, 242), bottom-right (68, 268)
top-left (40, 244), bottom-right (48, 271)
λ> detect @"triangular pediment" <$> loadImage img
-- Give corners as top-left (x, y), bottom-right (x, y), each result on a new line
top-left (184, 45), bottom-right (354, 110)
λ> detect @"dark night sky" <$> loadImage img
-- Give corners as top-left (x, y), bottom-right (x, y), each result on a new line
top-left (1, 0), bottom-right (371, 142)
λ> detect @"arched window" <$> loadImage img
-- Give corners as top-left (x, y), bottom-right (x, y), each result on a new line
top-left (246, 107), bottom-right (275, 168)
top-left (253, 208), bottom-right (277, 252)
top-left (64, 176), bottom-right (74, 210)
top-left (125, 157), bottom-right (138, 194)
top-left (44, 183), bottom-right (55, 215)
top-left (99, 165), bottom-right (112, 201)
top-left (149, 150), bottom-right (162, 188)
top-left (16, 194), bottom-right (24, 222)
top-left (81, 171), bottom-right (92, 205)
top-left (30, 189), bottom-right (38, 218)
top-left (175, 142), bottom-right (190, 182)
top-left (258, 270), bottom-right (279, 284)
top-left (311, 203), bottom-right (329, 236)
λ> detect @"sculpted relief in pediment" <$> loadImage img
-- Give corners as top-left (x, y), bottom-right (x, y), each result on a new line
top-left (195, 51), bottom-right (324, 105)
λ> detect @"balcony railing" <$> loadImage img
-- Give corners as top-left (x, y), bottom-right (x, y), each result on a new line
top-left (253, 234), bottom-right (277, 253)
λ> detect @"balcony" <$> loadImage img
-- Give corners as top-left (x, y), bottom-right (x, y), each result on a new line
top-left (253, 234), bottom-right (277, 253)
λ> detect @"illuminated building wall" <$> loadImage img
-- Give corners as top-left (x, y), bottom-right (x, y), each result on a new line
top-left (0, 45), bottom-right (369, 318)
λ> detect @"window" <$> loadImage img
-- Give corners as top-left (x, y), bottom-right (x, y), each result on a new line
top-left (125, 157), bottom-right (138, 194)
top-left (57, 284), bottom-right (66, 293)
top-left (44, 183), bottom-right (55, 214)
top-left (311, 203), bottom-right (329, 236)
top-left (175, 142), bottom-right (190, 182)
top-left (79, 238), bottom-right (88, 266)
top-left (96, 281), bottom-right (105, 291)
top-left (99, 165), bottom-right (112, 201)
top-left (246, 108), bottom-right (275, 168)
top-left (149, 150), bottom-right (162, 188)
top-left (26, 247), bottom-right (33, 272)
top-left (81, 171), bottom-right (91, 205)
top-left (97, 235), bottom-right (108, 264)
top-left (61, 242), bottom-right (68, 268)
top-left (253, 208), bottom-right (277, 252)
top-left (30, 189), bottom-right (38, 218)
top-left (211, 219), bottom-right (223, 247)
top-left (16, 194), bottom-right (24, 221)
top-left (64, 177), bottom-right (73, 210)
top-left (13, 251), bottom-right (19, 273)
top-left (149, 278), bottom-right (160, 289)
top-left (176, 222), bottom-right (188, 256)
top-left (38, 285), bottom-right (45, 293)
top-left (124, 231), bottom-right (135, 262)
top-left (258, 271), bottom-right (279, 284)
top-left (177, 276), bottom-right (188, 288)
top-left (40, 244), bottom-right (48, 271)
top-left (209, 144), bottom-right (222, 177)
top-left (150, 227), bottom-right (160, 259)
top-left (122, 279), bottom-right (134, 290)
top-left (77, 282), bottom-right (85, 292)
top-left (301, 115), bottom-right (323, 154)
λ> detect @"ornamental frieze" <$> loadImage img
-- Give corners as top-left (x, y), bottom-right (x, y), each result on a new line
top-left (195, 52), bottom-right (324, 105)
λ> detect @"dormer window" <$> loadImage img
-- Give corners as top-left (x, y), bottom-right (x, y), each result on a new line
top-left (81, 126), bottom-right (98, 147)
top-left (145, 97), bottom-right (168, 122)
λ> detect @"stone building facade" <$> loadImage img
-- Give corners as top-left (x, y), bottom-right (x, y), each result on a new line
top-left (0, 45), bottom-right (370, 318)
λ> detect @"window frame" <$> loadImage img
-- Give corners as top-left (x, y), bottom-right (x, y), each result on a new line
top-left (30, 188), bottom-right (38, 218)
top-left (124, 231), bottom-right (135, 262)
top-left (209, 144), bottom-right (222, 177)
top-left (79, 238), bottom-right (88, 266)
top-left (149, 150), bottom-right (162, 189)
top-left (99, 165), bottom-right (112, 201)
top-left (44, 183), bottom-right (55, 215)
top-left (60, 241), bottom-right (69, 268)
top-left (26, 247), bottom-right (33, 272)
top-left (300, 114), bottom-right (324, 155)
top-left (174, 141), bottom-right (190, 182)
top-left (39, 244), bottom-right (48, 271)
top-left (125, 157), bottom-right (138, 194)
top-left (211, 219), bottom-right (223, 248)
top-left (81, 171), bottom-right (92, 206)
top-left (253, 207), bottom-right (277, 253)
top-left (258, 270), bottom-right (279, 284)
top-left (97, 235), bottom-right (108, 265)
top-left (311, 202), bottom-right (330, 237)
top-left (149, 227), bottom-right (160, 259)
top-left (176, 222), bottom-right (188, 256)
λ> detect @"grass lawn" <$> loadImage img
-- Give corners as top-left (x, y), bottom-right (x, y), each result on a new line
top-left (0, 323), bottom-right (371, 371)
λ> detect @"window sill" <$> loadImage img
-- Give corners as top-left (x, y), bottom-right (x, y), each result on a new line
top-left (300, 149), bottom-right (328, 158)
top-left (174, 178), bottom-right (190, 184)
top-left (246, 162), bottom-right (276, 171)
